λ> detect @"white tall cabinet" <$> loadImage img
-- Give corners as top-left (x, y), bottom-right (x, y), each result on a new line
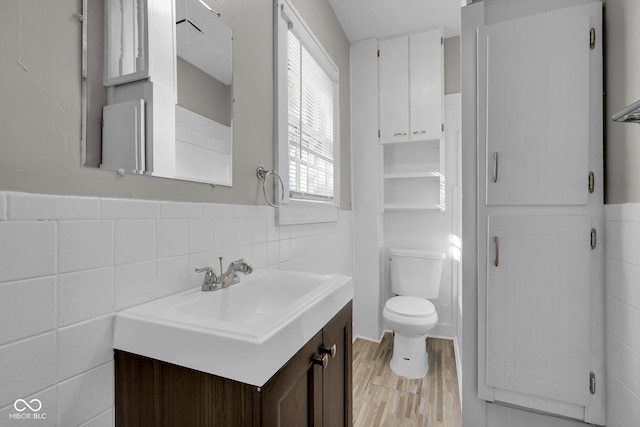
top-left (352, 28), bottom-right (450, 341)
top-left (379, 30), bottom-right (444, 212)
top-left (476, 3), bottom-right (605, 424)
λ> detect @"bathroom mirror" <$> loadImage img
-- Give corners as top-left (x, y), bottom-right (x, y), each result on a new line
top-left (81, 0), bottom-right (233, 186)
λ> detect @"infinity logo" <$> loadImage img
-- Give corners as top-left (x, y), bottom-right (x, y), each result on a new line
top-left (13, 399), bottom-right (42, 412)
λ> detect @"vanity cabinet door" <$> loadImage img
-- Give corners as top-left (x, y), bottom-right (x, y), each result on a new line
top-left (261, 331), bottom-right (324, 426)
top-left (322, 302), bottom-right (353, 427)
top-left (260, 301), bottom-right (353, 427)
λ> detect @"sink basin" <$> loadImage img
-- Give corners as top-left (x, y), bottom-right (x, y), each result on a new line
top-left (113, 268), bottom-right (353, 386)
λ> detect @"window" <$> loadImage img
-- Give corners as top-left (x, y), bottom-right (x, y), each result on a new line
top-left (276, 0), bottom-right (340, 224)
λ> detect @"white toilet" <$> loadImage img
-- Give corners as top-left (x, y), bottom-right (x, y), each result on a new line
top-left (383, 249), bottom-right (445, 379)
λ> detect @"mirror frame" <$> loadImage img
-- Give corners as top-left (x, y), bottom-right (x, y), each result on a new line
top-left (80, 0), bottom-right (234, 187)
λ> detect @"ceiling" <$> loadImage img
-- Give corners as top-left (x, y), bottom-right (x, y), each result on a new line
top-left (327, 0), bottom-right (462, 42)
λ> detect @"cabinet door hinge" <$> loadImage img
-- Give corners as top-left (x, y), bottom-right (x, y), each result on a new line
top-left (589, 372), bottom-right (596, 394)
top-left (588, 171), bottom-right (595, 193)
top-left (589, 28), bottom-right (596, 50)
top-left (590, 228), bottom-right (597, 250)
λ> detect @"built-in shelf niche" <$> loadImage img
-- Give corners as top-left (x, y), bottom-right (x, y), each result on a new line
top-left (382, 138), bottom-right (444, 212)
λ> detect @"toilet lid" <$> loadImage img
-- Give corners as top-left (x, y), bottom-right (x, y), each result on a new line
top-left (385, 296), bottom-right (436, 318)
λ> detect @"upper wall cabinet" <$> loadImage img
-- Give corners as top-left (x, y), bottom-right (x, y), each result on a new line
top-left (379, 29), bottom-right (443, 144)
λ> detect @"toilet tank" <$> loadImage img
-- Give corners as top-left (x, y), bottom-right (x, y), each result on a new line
top-left (390, 249), bottom-right (445, 299)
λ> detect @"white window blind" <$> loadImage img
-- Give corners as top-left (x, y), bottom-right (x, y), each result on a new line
top-left (287, 30), bottom-right (334, 202)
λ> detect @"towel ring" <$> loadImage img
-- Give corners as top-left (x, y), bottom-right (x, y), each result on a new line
top-left (256, 167), bottom-right (285, 207)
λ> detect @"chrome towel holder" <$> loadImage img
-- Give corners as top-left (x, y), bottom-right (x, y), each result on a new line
top-left (256, 167), bottom-right (285, 207)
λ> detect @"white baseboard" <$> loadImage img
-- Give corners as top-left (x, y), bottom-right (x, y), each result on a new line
top-left (353, 331), bottom-right (387, 344)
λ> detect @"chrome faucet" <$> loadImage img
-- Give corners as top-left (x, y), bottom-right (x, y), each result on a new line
top-left (219, 258), bottom-right (253, 287)
top-left (195, 258), bottom-right (253, 292)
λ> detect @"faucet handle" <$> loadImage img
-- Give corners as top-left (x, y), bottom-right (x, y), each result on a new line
top-left (195, 267), bottom-right (217, 286)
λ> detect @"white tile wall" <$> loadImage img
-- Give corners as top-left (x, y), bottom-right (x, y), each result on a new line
top-left (0, 277), bottom-right (55, 344)
top-left (114, 261), bottom-right (156, 310)
top-left (57, 316), bottom-right (114, 381)
top-left (605, 204), bottom-right (640, 427)
top-left (0, 191), bottom-right (353, 427)
top-left (0, 221), bottom-right (56, 283)
top-left (114, 220), bottom-right (155, 265)
top-left (58, 268), bottom-right (114, 327)
top-left (58, 221), bottom-right (113, 273)
top-left (0, 332), bottom-right (57, 408)
top-left (57, 363), bottom-right (114, 427)
top-left (156, 220), bottom-right (189, 258)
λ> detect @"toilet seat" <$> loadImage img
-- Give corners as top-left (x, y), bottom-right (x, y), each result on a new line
top-left (384, 296), bottom-right (436, 319)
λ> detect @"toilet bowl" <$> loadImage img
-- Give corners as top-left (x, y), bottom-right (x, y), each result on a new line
top-left (384, 249), bottom-right (444, 379)
top-left (383, 296), bottom-right (438, 378)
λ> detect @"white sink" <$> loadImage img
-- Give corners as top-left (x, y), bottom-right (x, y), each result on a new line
top-left (113, 268), bottom-right (353, 386)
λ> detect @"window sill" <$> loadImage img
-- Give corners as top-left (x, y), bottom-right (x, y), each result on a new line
top-left (277, 199), bottom-right (339, 225)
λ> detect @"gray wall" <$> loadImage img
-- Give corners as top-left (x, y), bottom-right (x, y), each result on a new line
top-left (0, 0), bottom-right (351, 208)
top-left (444, 36), bottom-right (461, 94)
top-left (177, 57), bottom-right (232, 126)
top-left (604, 0), bottom-right (640, 204)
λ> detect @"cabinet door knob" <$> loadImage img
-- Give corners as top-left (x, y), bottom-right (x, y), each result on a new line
top-left (393, 132), bottom-right (407, 136)
top-left (320, 344), bottom-right (337, 358)
top-left (412, 130), bottom-right (426, 135)
top-left (312, 354), bottom-right (329, 369)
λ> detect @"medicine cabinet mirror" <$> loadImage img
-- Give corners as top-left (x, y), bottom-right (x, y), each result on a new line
top-left (81, 0), bottom-right (233, 186)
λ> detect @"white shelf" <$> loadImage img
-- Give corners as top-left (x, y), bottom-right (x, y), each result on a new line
top-left (383, 171), bottom-right (441, 180)
top-left (383, 204), bottom-right (444, 212)
top-left (380, 137), bottom-right (440, 147)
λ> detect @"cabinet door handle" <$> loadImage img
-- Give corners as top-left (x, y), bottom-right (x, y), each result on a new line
top-left (493, 152), bottom-right (499, 183)
top-left (494, 236), bottom-right (499, 267)
top-left (393, 132), bottom-right (407, 136)
top-left (312, 354), bottom-right (329, 369)
top-left (412, 130), bottom-right (426, 135)
top-left (320, 344), bottom-right (337, 358)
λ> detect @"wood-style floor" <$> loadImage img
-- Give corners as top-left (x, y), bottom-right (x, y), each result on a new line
top-left (353, 333), bottom-right (462, 427)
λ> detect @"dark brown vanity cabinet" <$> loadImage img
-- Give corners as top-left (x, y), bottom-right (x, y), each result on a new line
top-left (115, 301), bottom-right (352, 427)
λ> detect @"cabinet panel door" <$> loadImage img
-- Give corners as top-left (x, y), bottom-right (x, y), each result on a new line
top-left (322, 302), bottom-right (353, 427)
top-left (409, 29), bottom-right (442, 141)
top-left (261, 331), bottom-right (323, 427)
top-left (379, 36), bottom-right (409, 143)
top-left (479, 12), bottom-right (590, 205)
top-left (486, 215), bottom-right (591, 406)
